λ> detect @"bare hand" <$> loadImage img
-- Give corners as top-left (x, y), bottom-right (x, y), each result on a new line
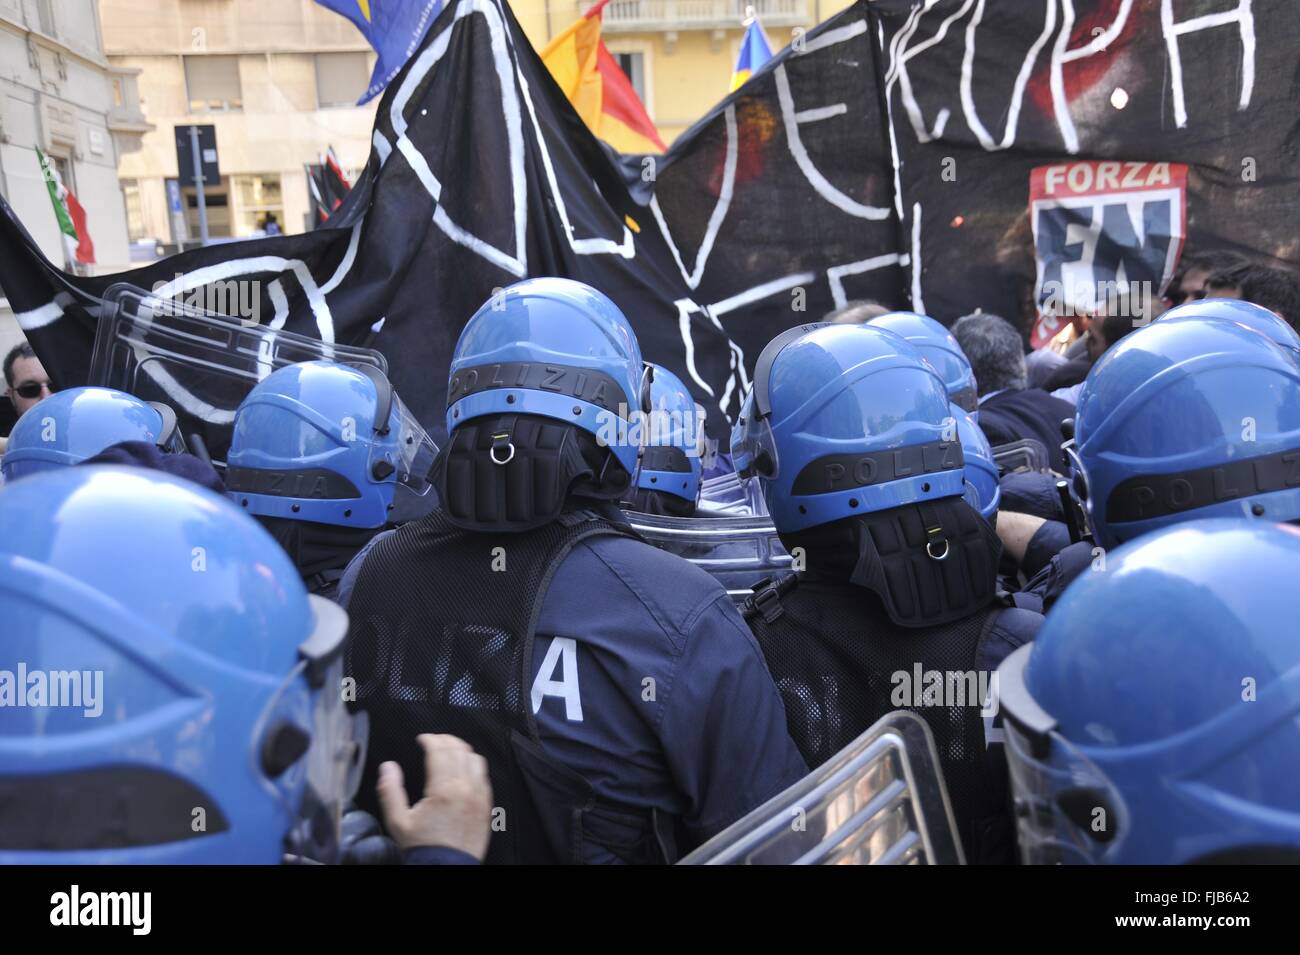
top-left (376, 734), bottom-right (493, 861)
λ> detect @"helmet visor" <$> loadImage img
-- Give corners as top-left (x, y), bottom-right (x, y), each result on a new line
top-left (1004, 719), bottom-right (1129, 865)
top-left (147, 401), bottom-right (189, 455)
top-left (257, 597), bottom-right (367, 864)
top-left (999, 645), bottom-right (1128, 864)
top-left (371, 394), bottom-right (439, 496)
top-left (1062, 439), bottom-right (1094, 538)
top-left (730, 388), bottom-right (780, 481)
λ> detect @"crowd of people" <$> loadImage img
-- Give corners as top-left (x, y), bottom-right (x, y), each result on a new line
top-left (2, 251), bottom-right (1299, 865)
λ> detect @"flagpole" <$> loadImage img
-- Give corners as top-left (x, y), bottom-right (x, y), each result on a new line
top-left (188, 125), bottom-right (210, 246)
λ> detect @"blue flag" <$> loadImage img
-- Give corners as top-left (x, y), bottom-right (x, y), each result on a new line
top-left (730, 18), bottom-right (773, 92)
top-left (317, 0), bottom-right (443, 104)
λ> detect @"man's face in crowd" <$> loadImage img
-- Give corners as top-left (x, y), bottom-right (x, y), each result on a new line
top-left (1171, 266), bottom-right (1212, 306)
top-left (1204, 284), bottom-right (1243, 301)
top-left (7, 354), bottom-right (53, 416)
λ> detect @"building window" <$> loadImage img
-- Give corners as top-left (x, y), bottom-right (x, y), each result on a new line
top-left (185, 56), bottom-right (243, 113)
top-left (231, 174), bottom-right (284, 237)
top-left (34, 0), bottom-right (56, 36)
top-left (121, 179), bottom-right (148, 241)
top-left (183, 177), bottom-right (232, 238)
top-left (315, 52), bottom-right (369, 108)
top-left (51, 154), bottom-right (74, 197)
top-left (614, 52), bottom-right (646, 104)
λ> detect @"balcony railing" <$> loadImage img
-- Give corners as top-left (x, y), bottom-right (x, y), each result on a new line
top-left (589, 0), bottom-right (809, 31)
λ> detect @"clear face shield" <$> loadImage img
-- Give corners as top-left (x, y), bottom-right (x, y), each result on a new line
top-left (371, 393), bottom-right (439, 497)
top-left (730, 387), bottom-right (781, 481)
top-left (1061, 437), bottom-right (1095, 539)
top-left (256, 597), bottom-right (367, 865)
top-left (147, 401), bottom-right (189, 456)
top-left (998, 645), bottom-right (1128, 864)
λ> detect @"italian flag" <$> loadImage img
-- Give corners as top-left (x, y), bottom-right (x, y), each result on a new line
top-left (541, 0), bottom-right (666, 155)
top-left (36, 146), bottom-right (95, 266)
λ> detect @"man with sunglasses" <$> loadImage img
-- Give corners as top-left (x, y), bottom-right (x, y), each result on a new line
top-left (3, 342), bottom-right (53, 418)
top-left (2, 343), bottom-right (53, 450)
top-left (342, 278), bottom-right (807, 865)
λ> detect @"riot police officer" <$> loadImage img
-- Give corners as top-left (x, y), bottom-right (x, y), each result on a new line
top-left (868, 310), bottom-right (980, 414)
top-left (1, 385), bottom-right (184, 483)
top-left (225, 360), bottom-right (438, 600)
top-left (998, 518), bottom-right (1300, 863)
top-left (732, 322), bottom-right (1043, 863)
top-left (0, 466), bottom-right (365, 863)
top-left (343, 277), bottom-right (808, 865)
top-left (1160, 296), bottom-right (1300, 360)
top-left (624, 363), bottom-right (705, 516)
top-left (1019, 310), bottom-right (1300, 612)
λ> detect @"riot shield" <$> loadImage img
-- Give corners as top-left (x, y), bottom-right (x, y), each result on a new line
top-left (991, 438), bottom-right (1051, 475)
top-left (88, 283), bottom-right (389, 465)
top-left (698, 470), bottom-right (769, 517)
top-left (679, 711), bottom-right (966, 865)
top-left (624, 509), bottom-right (790, 604)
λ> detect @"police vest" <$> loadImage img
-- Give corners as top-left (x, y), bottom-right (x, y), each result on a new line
top-left (744, 575), bottom-right (1016, 865)
top-left (343, 506), bottom-right (676, 864)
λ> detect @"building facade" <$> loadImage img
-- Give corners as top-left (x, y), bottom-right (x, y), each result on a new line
top-left (100, 0), bottom-right (851, 248)
top-left (0, 0), bottom-right (143, 272)
top-left (0, 0), bottom-right (148, 364)
top-left (100, 0), bottom-right (380, 245)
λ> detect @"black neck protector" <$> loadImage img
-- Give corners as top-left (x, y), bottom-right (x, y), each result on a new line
top-left (433, 413), bottom-right (633, 533)
top-left (625, 486), bottom-right (697, 517)
top-left (781, 497), bottom-right (1002, 629)
top-left (260, 516), bottom-right (381, 579)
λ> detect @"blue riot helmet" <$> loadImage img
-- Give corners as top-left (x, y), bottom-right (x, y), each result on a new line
top-left (1160, 297), bottom-right (1300, 362)
top-left (446, 278), bottom-right (649, 479)
top-left (868, 311), bottom-right (979, 414)
top-left (956, 409), bottom-right (999, 522)
top-left (1069, 317), bottom-right (1300, 550)
top-left (0, 466), bottom-right (365, 864)
top-left (732, 323), bottom-right (965, 534)
top-left (1, 386), bottom-right (184, 483)
top-left (998, 519), bottom-right (1300, 864)
top-left (633, 363), bottom-right (705, 510)
top-left (226, 360), bottom-right (437, 529)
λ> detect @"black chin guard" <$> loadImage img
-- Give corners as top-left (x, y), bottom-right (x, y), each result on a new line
top-left (624, 487), bottom-right (698, 517)
top-left (434, 414), bottom-right (631, 533)
top-left (785, 497), bottom-right (1002, 628)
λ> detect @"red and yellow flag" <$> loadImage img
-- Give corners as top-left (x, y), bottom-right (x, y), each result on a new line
top-left (541, 0), bottom-right (666, 154)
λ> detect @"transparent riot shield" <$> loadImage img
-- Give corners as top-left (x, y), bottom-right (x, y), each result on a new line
top-left (991, 438), bottom-right (1051, 475)
top-left (623, 509), bottom-right (790, 604)
top-left (680, 711), bottom-right (965, 865)
top-left (88, 283), bottom-right (389, 465)
top-left (698, 470), bottom-right (769, 517)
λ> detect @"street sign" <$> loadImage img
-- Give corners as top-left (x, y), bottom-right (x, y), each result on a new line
top-left (166, 179), bottom-right (189, 243)
top-left (174, 124), bottom-right (219, 186)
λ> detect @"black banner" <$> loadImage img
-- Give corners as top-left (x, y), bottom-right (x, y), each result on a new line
top-left (0, 0), bottom-right (1296, 443)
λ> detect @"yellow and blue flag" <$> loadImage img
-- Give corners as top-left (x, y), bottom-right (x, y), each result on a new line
top-left (317, 0), bottom-right (443, 104)
top-left (730, 18), bottom-right (773, 92)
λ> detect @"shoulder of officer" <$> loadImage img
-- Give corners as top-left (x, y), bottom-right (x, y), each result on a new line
top-left (564, 534), bottom-right (738, 647)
